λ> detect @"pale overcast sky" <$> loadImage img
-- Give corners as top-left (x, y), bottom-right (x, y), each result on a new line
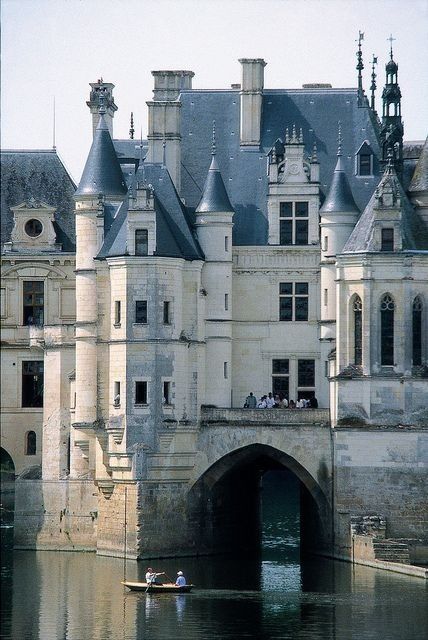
top-left (2, 0), bottom-right (427, 183)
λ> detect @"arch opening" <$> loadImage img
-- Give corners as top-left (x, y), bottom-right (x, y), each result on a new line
top-left (188, 444), bottom-right (331, 559)
top-left (0, 448), bottom-right (16, 526)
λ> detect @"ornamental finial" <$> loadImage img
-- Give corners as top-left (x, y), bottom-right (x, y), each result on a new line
top-left (337, 121), bottom-right (342, 156)
top-left (212, 120), bottom-right (216, 155)
top-left (388, 34), bottom-right (396, 59)
top-left (98, 88), bottom-right (106, 115)
top-left (129, 112), bottom-right (135, 140)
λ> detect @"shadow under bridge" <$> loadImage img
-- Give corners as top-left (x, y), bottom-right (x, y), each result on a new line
top-left (187, 441), bottom-right (333, 558)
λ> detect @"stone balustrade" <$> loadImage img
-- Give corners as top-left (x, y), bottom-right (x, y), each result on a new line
top-left (201, 406), bottom-right (330, 426)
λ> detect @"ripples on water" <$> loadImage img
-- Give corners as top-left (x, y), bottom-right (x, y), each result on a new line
top-left (1, 473), bottom-right (427, 639)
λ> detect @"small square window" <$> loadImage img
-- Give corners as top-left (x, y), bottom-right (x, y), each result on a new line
top-left (272, 359), bottom-right (289, 374)
top-left (280, 202), bottom-right (292, 217)
top-left (279, 283), bottom-right (293, 295)
top-left (295, 283), bottom-right (308, 295)
top-left (295, 202), bottom-right (309, 217)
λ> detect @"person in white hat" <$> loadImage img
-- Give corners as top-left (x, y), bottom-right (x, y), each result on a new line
top-left (175, 570), bottom-right (187, 587)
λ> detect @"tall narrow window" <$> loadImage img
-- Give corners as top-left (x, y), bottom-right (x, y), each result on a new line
top-left (380, 294), bottom-right (395, 365)
top-left (272, 359), bottom-right (289, 399)
top-left (412, 296), bottom-right (423, 366)
top-left (25, 431), bottom-right (37, 455)
top-left (223, 362), bottom-right (228, 379)
top-left (135, 300), bottom-right (147, 324)
top-left (114, 381), bottom-right (121, 405)
top-left (381, 228), bottom-right (394, 252)
top-left (279, 201), bottom-right (309, 245)
top-left (298, 359), bottom-right (315, 400)
top-left (163, 301), bottom-right (171, 324)
top-left (23, 281), bottom-right (44, 325)
top-left (135, 381), bottom-right (147, 405)
top-left (358, 154), bottom-right (372, 176)
top-left (324, 289), bottom-right (328, 307)
top-left (135, 229), bottom-right (148, 256)
top-left (225, 236), bottom-right (229, 252)
top-left (114, 300), bottom-right (121, 325)
top-left (353, 295), bottom-right (363, 366)
top-left (163, 381), bottom-right (171, 405)
top-left (22, 361), bottom-right (44, 407)
top-left (225, 293), bottom-right (229, 311)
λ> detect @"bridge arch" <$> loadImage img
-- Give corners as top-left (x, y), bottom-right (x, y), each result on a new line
top-left (187, 443), bottom-right (332, 556)
top-left (0, 447), bottom-right (16, 519)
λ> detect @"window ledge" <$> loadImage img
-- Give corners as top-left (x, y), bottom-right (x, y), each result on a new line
top-left (113, 323), bottom-right (121, 328)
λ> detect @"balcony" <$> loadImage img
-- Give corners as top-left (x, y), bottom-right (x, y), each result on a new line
top-left (200, 407), bottom-right (330, 427)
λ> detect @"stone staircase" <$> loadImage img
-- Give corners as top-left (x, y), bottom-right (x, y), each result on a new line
top-left (372, 538), bottom-right (411, 564)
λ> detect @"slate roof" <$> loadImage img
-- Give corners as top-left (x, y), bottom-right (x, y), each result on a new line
top-left (97, 163), bottom-right (203, 261)
top-left (75, 114), bottom-right (127, 198)
top-left (342, 163), bottom-right (428, 253)
top-left (320, 153), bottom-right (359, 214)
top-left (195, 154), bottom-right (234, 213)
top-left (179, 88), bottom-right (381, 245)
top-left (1, 149), bottom-right (76, 251)
top-left (408, 136), bottom-right (428, 193)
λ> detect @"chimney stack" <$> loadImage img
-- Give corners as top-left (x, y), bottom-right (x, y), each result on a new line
top-left (239, 58), bottom-right (266, 146)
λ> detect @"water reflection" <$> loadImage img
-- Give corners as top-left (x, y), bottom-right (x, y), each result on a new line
top-left (1, 472), bottom-right (427, 640)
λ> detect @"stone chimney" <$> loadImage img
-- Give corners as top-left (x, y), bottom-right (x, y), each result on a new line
top-left (146, 70), bottom-right (194, 193)
top-left (239, 58), bottom-right (266, 146)
top-left (86, 79), bottom-right (117, 138)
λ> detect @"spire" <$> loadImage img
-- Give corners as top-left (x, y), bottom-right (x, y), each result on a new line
top-left (129, 112), bottom-right (134, 140)
top-left (196, 127), bottom-right (234, 214)
top-left (356, 30), bottom-right (365, 106)
top-left (370, 54), bottom-right (378, 113)
top-left (320, 125), bottom-right (359, 214)
top-left (75, 102), bottom-right (127, 199)
top-left (380, 36), bottom-right (403, 175)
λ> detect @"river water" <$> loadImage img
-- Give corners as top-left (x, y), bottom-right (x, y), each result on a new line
top-left (1, 473), bottom-right (427, 640)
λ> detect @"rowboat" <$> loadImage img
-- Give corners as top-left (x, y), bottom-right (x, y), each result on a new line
top-left (122, 581), bottom-right (193, 593)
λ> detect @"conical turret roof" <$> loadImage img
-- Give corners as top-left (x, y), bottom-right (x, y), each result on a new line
top-left (195, 154), bottom-right (234, 213)
top-left (75, 114), bottom-right (127, 198)
top-left (320, 153), bottom-right (359, 214)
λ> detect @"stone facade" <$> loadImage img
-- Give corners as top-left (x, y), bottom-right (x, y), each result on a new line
top-left (1, 48), bottom-right (427, 567)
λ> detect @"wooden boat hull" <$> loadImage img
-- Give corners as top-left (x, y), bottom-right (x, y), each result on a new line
top-left (122, 581), bottom-right (193, 593)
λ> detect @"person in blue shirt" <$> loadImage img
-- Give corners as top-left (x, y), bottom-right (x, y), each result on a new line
top-left (175, 571), bottom-right (186, 586)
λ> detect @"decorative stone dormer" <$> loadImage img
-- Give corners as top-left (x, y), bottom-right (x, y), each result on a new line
top-left (267, 126), bottom-right (320, 246)
top-left (4, 199), bottom-right (61, 253)
top-left (127, 183), bottom-right (156, 256)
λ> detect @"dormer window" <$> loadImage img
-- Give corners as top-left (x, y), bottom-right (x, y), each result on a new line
top-left (25, 219), bottom-right (43, 238)
top-left (135, 229), bottom-right (148, 256)
top-left (356, 141), bottom-right (374, 176)
top-left (381, 228), bottom-right (394, 252)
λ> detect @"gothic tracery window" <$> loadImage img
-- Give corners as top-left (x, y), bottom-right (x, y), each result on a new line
top-left (380, 294), bottom-right (395, 366)
top-left (412, 296), bottom-right (423, 366)
top-left (353, 295), bottom-right (362, 365)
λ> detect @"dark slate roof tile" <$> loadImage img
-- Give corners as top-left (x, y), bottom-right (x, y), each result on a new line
top-left (320, 154), bottom-right (359, 214)
top-left (75, 114), bottom-right (127, 198)
top-left (1, 149), bottom-right (76, 251)
top-left (408, 136), bottom-right (428, 193)
top-left (179, 88), bottom-right (381, 245)
top-left (196, 154), bottom-right (234, 213)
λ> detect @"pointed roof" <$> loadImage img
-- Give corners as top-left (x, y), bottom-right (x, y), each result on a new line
top-left (75, 114), bottom-right (127, 198)
top-left (320, 147), bottom-right (359, 214)
top-left (408, 136), bottom-right (428, 193)
top-left (343, 160), bottom-right (428, 253)
top-left (195, 154), bottom-right (234, 214)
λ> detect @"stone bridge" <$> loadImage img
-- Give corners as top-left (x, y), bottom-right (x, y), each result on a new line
top-left (130, 407), bottom-right (334, 559)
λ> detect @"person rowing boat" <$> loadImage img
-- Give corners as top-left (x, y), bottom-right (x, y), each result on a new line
top-left (145, 567), bottom-right (166, 585)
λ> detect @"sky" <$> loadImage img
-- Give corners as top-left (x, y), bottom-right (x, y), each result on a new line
top-left (2, 0), bottom-right (428, 184)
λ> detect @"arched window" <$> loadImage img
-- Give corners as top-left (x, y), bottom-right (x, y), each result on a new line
top-left (25, 431), bottom-right (37, 456)
top-left (380, 294), bottom-right (395, 365)
top-left (412, 296), bottom-right (423, 366)
top-left (353, 296), bottom-right (363, 365)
